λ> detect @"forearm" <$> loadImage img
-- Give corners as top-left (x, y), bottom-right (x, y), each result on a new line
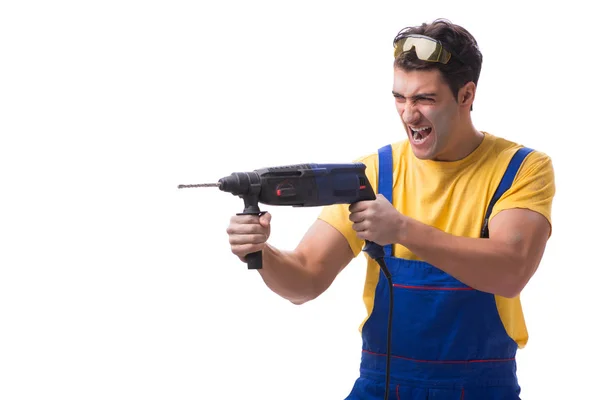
top-left (400, 218), bottom-right (528, 297)
top-left (255, 244), bottom-right (319, 304)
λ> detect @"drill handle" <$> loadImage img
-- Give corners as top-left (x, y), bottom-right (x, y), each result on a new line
top-left (245, 250), bottom-right (263, 270)
top-left (238, 194), bottom-right (264, 270)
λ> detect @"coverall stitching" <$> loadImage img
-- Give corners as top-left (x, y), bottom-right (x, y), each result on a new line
top-left (362, 349), bottom-right (515, 364)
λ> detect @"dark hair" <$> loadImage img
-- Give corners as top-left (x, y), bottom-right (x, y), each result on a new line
top-left (393, 19), bottom-right (483, 106)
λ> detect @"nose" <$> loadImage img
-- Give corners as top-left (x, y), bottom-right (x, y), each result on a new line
top-left (401, 102), bottom-right (421, 126)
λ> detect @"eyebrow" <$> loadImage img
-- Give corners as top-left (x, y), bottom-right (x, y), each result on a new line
top-left (392, 91), bottom-right (437, 99)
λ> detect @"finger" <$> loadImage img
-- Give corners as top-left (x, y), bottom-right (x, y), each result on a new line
top-left (348, 210), bottom-right (366, 223)
top-left (227, 223), bottom-right (265, 235)
top-left (231, 243), bottom-right (265, 258)
top-left (355, 231), bottom-right (369, 241)
top-left (352, 220), bottom-right (369, 233)
top-left (348, 201), bottom-right (368, 213)
top-left (230, 214), bottom-right (261, 224)
top-left (229, 233), bottom-right (268, 245)
top-left (259, 212), bottom-right (271, 227)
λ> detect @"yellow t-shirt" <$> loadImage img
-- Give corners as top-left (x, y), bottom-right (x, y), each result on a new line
top-left (317, 131), bottom-right (555, 349)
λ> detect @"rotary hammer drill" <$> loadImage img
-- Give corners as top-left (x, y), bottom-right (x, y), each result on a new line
top-left (178, 162), bottom-right (384, 269)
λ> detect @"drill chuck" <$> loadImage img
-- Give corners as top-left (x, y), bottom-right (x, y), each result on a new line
top-left (218, 172), bottom-right (261, 196)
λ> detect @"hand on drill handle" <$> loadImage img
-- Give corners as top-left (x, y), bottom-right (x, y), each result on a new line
top-left (227, 212), bottom-right (272, 262)
top-left (349, 194), bottom-right (408, 246)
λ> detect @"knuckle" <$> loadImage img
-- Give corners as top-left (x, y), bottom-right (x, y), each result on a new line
top-left (244, 244), bottom-right (260, 254)
top-left (230, 244), bottom-right (242, 255)
top-left (253, 234), bottom-right (267, 244)
top-left (232, 243), bottom-right (254, 255)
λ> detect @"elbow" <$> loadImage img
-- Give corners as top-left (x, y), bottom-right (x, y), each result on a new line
top-left (497, 261), bottom-right (535, 299)
top-left (288, 287), bottom-right (322, 305)
top-left (497, 238), bottom-right (545, 298)
top-left (498, 285), bottom-right (523, 299)
top-left (288, 293), bottom-right (317, 305)
top-left (289, 297), bottom-right (312, 305)
top-left (287, 281), bottom-right (325, 305)
top-left (492, 279), bottom-right (523, 298)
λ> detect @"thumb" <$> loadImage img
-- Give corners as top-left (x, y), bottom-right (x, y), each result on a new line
top-left (259, 212), bottom-right (271, 227)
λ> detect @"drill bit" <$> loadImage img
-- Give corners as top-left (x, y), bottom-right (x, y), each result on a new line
top-left (178, 183), bottom-right (221, 189)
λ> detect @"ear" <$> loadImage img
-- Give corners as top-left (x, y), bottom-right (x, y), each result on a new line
top-left (459, 82), bottom-right (476, 108)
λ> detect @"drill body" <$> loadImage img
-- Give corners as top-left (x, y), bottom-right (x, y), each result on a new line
top-left (213, 162), bottom-right (377, 269)
top-left (219, 162), bottom-right (376, 208)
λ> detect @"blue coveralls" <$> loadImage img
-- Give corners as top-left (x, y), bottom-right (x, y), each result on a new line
top-left (345, 144), bottom-right (533, 400)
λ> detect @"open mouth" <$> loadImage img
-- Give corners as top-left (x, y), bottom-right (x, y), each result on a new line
top-left (410, 126), bottom-right (432, 144)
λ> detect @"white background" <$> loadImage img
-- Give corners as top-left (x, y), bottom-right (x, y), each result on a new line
top-left (1, 1), bottom-right (598, 399)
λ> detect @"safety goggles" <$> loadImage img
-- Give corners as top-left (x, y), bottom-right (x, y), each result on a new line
top-left (393, 34), bottom-right (454, 64)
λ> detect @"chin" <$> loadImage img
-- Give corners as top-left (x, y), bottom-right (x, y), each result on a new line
top-left (411, 150), bottom-right (431, 160)
top-left (407, 131), bottom-right (437, 160)
top-left (411, 148), bottom-right (436, 160)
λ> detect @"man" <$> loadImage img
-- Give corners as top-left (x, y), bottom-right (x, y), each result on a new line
top-left (226, 18), bottom-right (554, 399)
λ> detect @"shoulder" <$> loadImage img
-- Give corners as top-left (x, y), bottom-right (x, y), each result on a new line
top-left (485, 132), bottom-right (554, 178)
top-left (485, 132), bottom-right (556, 228)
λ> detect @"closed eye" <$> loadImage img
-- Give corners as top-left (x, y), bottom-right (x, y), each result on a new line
top-left (392, 91), bottom-right (436, 104)
top-left (414, 95), bottom-right (435, 103)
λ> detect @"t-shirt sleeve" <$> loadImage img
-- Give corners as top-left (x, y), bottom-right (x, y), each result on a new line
top-left (318, 199), bottom-right (364, 257)
top-left (490, 150), bottom-right (555, 235)
top-left (317, 153), bottom-right (379, 257)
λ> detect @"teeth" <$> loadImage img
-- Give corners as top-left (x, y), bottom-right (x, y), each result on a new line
top-left (410, 126), bottom-right (430, 142)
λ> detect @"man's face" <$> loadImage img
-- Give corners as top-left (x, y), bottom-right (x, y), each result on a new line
top-left (392, 67), bottom-right (461, 161)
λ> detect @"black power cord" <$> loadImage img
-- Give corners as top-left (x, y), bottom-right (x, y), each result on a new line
top-left (373, 256), bottom-right (393, 400)
top-left (363, 239), bottom-right (394, 400)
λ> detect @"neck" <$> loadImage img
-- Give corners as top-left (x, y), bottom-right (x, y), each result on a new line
top-left (436, 122), bottom-right (483, 162)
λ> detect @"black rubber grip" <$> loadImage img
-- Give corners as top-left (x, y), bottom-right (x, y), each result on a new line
top-left (246, 250), bottom-right (263, 269)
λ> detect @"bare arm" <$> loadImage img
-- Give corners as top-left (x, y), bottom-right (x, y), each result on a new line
top-left (229, 214), bottom-right (354, 304)
top-left (400, 208), bottom-right (551, 298)
top-left (349, 194), bottom-right (551, 298)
